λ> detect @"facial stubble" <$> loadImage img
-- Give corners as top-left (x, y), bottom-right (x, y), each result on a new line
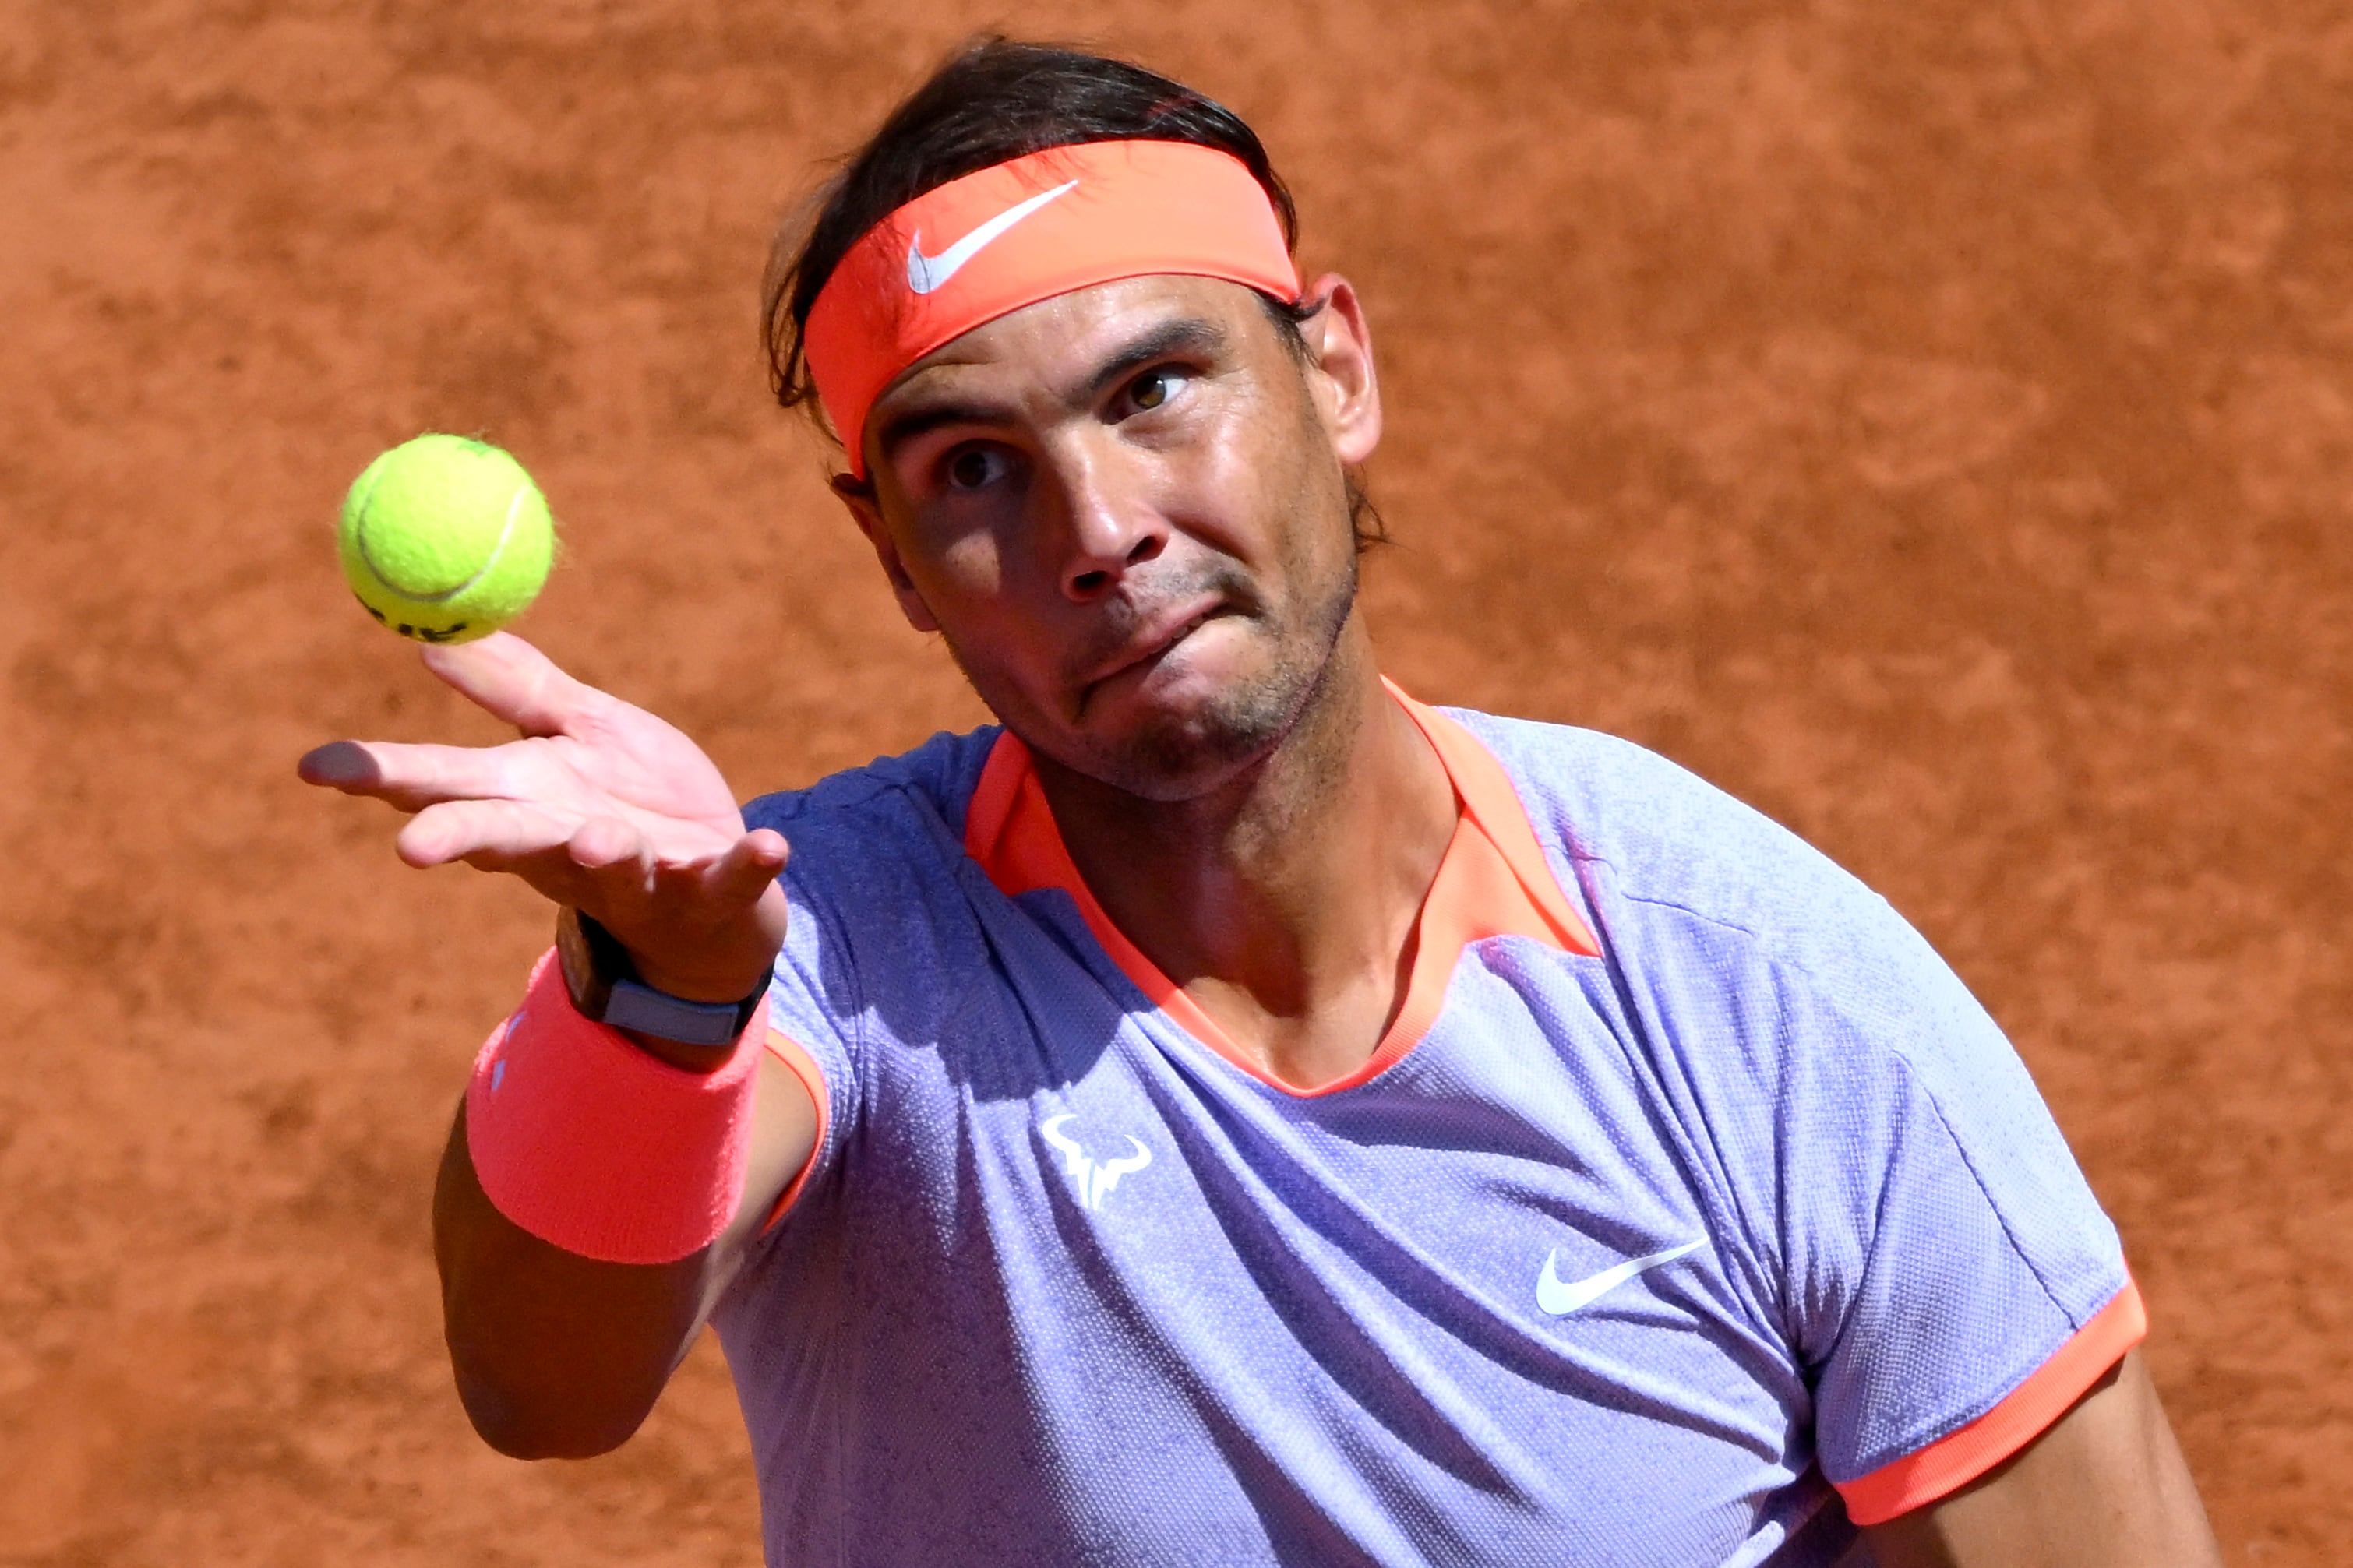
top-left (941, 516), bottom-right (1361, 804)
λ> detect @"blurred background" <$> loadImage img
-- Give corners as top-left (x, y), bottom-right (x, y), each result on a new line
top-left (1, 2), bottom-right (2347, 1562)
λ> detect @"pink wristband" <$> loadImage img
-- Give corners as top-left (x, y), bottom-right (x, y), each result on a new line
top-left (464, 949), bottom-right (765, 1264)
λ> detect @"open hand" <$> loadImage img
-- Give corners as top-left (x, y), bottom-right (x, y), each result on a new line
top-left (298, 632), bottom-right (787, 1002)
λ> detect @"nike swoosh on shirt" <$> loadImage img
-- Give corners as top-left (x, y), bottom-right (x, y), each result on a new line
top-left (1536, 1238), bottom-right (1705, 1316)
top-left (905, 179), bottom-right (1080, 294)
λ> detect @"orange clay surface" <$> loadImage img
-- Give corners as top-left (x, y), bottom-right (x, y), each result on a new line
top-left (2, 3), bottom-right (2348, 1563)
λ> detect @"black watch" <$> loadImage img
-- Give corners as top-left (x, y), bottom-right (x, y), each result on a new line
top-left (554, 907), bottom-right (767, 1048)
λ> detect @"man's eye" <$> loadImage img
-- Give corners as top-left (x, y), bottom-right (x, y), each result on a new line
top-left (1127, 367), bottom-right (1190, 414)
top-left (945, 448), bottom-right (1007, 491)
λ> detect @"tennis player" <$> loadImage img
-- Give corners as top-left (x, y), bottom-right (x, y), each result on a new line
top-left (302, 37), bottom-right (2223, 1567)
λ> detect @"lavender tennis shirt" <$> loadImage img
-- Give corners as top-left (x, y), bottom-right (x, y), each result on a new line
top-left (712, 694), bottom-right (2140, 1566)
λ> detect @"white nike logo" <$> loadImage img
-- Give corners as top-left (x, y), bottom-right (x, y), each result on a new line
top-left (1536, 1239), bottom-right (1705, 1316)
top-left (906, 179), bottom-right (1079, 294)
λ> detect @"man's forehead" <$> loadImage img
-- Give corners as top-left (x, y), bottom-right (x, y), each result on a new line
top-left (880, 274), bottom-right (1258, 402)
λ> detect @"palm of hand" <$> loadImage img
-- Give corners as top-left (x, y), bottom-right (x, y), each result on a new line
top-left (506, 699), bottom-right (747, 871)
top-left (300, 634), bottom-right (790, 1001)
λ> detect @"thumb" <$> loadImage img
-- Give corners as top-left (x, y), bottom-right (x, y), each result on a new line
top-left (700, 829), bottom-right (792, 909)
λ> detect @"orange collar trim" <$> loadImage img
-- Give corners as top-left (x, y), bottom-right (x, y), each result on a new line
top-left (962, 682), bottom-right (1598, 1095)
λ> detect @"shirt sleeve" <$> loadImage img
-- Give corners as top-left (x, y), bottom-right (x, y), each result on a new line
top-left (748, 855), bottom-right (868, 1232)
top-left (1766, 905), bottom-right (2143, 1524)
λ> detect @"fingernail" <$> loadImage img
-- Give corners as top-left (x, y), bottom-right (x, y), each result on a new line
top-left (297, 742), bottom-right (371, 787)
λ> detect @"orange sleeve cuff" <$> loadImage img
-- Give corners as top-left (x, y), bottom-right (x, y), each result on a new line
top-left (1836, 1277), bottom-right (2148, 1527)
top-left (758, 1027), bottom-right (833, 1231)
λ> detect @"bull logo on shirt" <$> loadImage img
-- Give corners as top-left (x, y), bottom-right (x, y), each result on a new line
top-left (1039, 1115), bottom-right (1152, 1212)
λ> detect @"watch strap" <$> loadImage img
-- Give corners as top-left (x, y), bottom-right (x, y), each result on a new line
top-left (554, 907), bottom-right (767, 1048)
top-left (602, 977), bottom-right (756, 1047)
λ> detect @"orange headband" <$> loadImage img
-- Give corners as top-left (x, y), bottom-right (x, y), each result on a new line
top-left (804, 139), bottom-right (1302, 477)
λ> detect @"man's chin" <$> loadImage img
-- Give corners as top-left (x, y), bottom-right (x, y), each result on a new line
top-left (1069, 683), bottom-right (1297, 802)
top-left (955, 584), bottom-right (1360, 804)
top-left (1059, 597), bottom-right (1363, 802)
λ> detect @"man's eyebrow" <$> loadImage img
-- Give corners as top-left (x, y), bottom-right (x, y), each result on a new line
top-left (871, 316), bottom-right (1233, 463)
top-left (872, 396), bottom-right (1010, 463)
top-left (1071, 317), bottom-right (1231, 403)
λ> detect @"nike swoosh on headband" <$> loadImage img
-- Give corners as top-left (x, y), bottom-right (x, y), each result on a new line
top-left (905, 179), bottom-right (1081, 295)
top-left (1536, 1239), bottom-right (1705, 1316)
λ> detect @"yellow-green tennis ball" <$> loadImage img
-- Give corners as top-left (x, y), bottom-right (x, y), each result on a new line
top-left (337, 434), bottom-right (554, 645)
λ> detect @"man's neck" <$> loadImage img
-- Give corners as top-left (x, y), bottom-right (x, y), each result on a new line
top-left (1031, 624), bottom-right (1459, 1090)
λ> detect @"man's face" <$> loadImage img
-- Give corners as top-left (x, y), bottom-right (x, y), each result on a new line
top-left (841, 272), bottom-right (1383, 801)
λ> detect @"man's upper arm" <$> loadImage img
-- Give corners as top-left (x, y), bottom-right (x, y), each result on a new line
top-left (1722, 883), bottom-right (2151, 1524)
top-left (709, 1038), bottom-right (826, 1266)
top-left (727, 860), bottom-right (867, 1254)
top-left (1863, 1349), bottom-right (2221, 1567)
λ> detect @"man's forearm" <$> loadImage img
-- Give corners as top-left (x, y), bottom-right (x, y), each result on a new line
top-left (429, 963), bottom-right (819, 1460)
top-left (1863, 1351), bottom-right (2221, 1568)
top-left (432, 1101), bottom-right (724, 1458)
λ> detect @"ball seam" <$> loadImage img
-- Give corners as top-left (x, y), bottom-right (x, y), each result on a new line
top-left (356, 477), bottom-right (534, 605)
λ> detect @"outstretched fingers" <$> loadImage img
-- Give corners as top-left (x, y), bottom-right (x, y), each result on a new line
top-left (577, 824), bottom-right (786, 919)
top-left (563, 814), bottom-right (643, 868)
top-left (397, 798), bottom-right (580, 871)
top-left (298, 738), bottom-right (536, 813)
top-left (297, 739), bottom-right (384, 793)
top-left (701, 829), bottom-right (792, 908)
top-left (421, 632), bottom-right (605, 740)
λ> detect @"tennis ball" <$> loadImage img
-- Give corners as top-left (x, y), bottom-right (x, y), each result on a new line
top-left (337, 434), bottom-right (554, 644)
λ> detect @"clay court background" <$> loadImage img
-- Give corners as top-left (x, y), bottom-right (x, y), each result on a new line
top-left (2, 1), bottom-right (2348, 1562)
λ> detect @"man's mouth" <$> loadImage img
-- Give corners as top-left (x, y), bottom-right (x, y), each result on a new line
top-left (1079, 597), bottom-right (1229, 705)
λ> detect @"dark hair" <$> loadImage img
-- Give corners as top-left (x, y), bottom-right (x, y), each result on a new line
top-left (761, 36), bottom-right (1385, 547)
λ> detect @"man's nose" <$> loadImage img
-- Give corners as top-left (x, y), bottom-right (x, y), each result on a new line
top-left (1046, 442), bottom-right (1169, 603)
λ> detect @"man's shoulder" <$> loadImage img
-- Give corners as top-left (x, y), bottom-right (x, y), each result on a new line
top-left (743, 725), bottom-right (1003, 901)
top-left (1441, 708), bottom-right (1854, 911)
top-left (744, 724), bottom-right (1000, 835)
top-left (743, 727), bottom-right (1009, 1046)
top-left (1446, 709), bottom-right (2038, 1159)
top-left (1441, 706), bottom-right (1931, 1007)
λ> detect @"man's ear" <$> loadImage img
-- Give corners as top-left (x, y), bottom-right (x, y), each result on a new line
top-left (829, 474), bottom-right (941, 634)
top-left (1294, 273), bottom-right (1381, 467)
